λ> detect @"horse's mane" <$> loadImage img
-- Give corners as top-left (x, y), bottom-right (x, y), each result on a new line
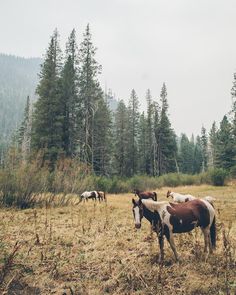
top-left (141, 199), bottom-right (168, 212)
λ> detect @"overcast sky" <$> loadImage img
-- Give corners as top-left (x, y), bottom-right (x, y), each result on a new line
top-left (1, 0), bottom-right (236, 136)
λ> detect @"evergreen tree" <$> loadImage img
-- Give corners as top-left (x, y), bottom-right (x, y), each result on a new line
top-left (114, 100), bottom-right (129, 176)
top-left (126, 89), bottom-right (140, 176)
top-left (209, 121), bottom-right (217, 168)
top-left (215, 115), bottom-right (236, 169)
top-left (193, 135), bottom-right (203, 174)
top-left (31, 29), bottom-right (63, 167)
top-left (61, 29), bottom-right (79, 157)
top-left (93, 96), bottom-right (113, 176)
top-left (200, 126), bottom-right (208, 172)
top-left (138, 112), bottom-right (148, 174)
top-left (178, 134), bottom-right (194, 174)
top-left (18, 96), bottom-right (32, 161)
top-left (78, 24), bottom-right (102, 168)
top-left (157, 83), bottom-right (177, 175)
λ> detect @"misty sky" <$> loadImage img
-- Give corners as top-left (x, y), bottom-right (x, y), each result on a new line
top-left (1, 0), bottom-right (236, 136)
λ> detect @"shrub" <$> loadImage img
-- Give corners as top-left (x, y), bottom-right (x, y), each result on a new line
top-left (209, 168), bottom-right (228, 186)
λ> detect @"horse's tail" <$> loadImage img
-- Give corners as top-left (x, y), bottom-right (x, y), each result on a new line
top-left (210, 216), bottom-right (216, 249)
top-left (153, 192), bottom-right (157, 201)
top-left (104, 191), bottom-right (106, 202)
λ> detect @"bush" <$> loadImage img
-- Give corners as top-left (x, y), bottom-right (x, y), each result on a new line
top-left (209, 168), bottom-right (228, 186)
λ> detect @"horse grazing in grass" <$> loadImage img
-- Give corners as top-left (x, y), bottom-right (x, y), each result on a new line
top-left (167, 190), bottom-right (196, 203)
top-left (80, 191), bottom-right (106, 202)
top-left (132, 198), bottom-right (216, 262)
top-left (133, 189), bottom-right (157, 201)
top-left (97, 191), bottom-right (106, 202)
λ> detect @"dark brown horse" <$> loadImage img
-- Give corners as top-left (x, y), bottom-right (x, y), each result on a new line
top-left (132, 198), bottom-right (216, 262)
top-left (133, 189), bottom-right (157, 201)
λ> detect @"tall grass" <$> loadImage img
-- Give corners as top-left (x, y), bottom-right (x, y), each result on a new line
top-left (0, 157), bottom-right (230, 208)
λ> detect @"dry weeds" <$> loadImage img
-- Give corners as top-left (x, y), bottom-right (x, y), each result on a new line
top-left (0, 185), bottom-right (235, 294)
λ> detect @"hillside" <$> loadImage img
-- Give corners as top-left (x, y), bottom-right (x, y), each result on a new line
top-left (0, 54), bottom-right (41, 144)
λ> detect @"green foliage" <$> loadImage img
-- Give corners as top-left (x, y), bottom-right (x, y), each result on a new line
top-left (209, 168), bottom-right (228, 186)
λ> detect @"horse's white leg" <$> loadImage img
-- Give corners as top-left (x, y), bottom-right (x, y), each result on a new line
top-left (167, 231), bottom-right (179, 261)
top-left (201, 227), bottom-right (210, 253)
top-left (158, 225), bottom-right (164, 263)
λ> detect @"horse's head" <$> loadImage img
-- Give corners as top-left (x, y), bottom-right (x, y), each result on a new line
top-left (133, 189), bottom-right (139, 196)
top-left (166, 190), bottom-right (172, 198)
top-left (132, 198), bottom-right (143, 229)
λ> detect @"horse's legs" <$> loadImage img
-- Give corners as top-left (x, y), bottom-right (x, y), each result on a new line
top-left (167, 231), bottom-right (179, 261)
top-left (201, 227), bottom-right (210, 253)
top-left (158, 225), bottom-right (164, 263)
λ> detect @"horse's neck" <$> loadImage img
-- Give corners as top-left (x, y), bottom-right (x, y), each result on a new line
top-left (143, 205), bottom-right (160, 225)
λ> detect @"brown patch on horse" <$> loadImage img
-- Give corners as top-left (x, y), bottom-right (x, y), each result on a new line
top-left (167, 199), bottom-right (210, 233)
top-left (134, 189), bottom-right (157, 201)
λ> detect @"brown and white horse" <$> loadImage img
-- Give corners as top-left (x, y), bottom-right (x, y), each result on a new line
top-left (166, 190), bottom-right (196, 202)
top-left (132, 198), bottom-right (216, 262)
top-left (80, 191), bottom-right (106, 202)
top-left (133, 189), bottom-right (157, 201)
top-left (97, 191), bottom-right (106, 202)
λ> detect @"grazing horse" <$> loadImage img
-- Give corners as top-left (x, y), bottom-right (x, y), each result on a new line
top-left (133, 189), bottom-right (157, 201)
top-left (166, 190), bottom-right (196, 203)
top-left (132, 198), bottom-right (216, 262)
top-left (80, 191), bottom-right (98, 202)
top-left (97, 191), bottom-right (106, 202)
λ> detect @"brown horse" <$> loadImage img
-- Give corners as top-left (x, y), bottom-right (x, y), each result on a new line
top-left (132, 198), bottom-right (216, 262)
top-left (133, 189), bottom-right (157, 201)
top-left (97, 191), bottom-right (106, 202)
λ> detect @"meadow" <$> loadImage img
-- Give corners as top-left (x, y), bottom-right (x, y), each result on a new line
top-left (0, 185), bottom-right (235, 295)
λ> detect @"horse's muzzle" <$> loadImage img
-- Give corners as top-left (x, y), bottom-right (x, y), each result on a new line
top-left (135, 223), bottom-right (141, 229)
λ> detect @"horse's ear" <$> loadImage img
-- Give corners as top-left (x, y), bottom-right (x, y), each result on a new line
top-left (132, 198), bottom-right (136, 205)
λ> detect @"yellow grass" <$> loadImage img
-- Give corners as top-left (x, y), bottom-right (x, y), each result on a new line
top-left (0, 185), bottom-right (236, 294)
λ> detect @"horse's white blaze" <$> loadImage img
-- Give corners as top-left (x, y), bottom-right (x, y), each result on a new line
top-left (134, 206), bottom-right (141, 225)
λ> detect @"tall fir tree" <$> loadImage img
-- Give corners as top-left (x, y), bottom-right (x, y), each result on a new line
top-left (18, 96), bottom-right (32, 161)
top-left (126, 89), bottom-right (140, 176)
top-left (193, 135), bottom-right (203, 173)
top-left (209, 121), bottom-right (217, 168)
top-left (200, 126), bottom-right (208, 172)
top-left (215, 115), bottom-right (236, 169)
top-left (78, 24), bottom-right (102, 168)
top-left (114, 100), bottom-right (129, 176)
top-left (93, 95), bottom-right (113, 176)
top-left (157, 83), bottom-right (177, 175)
top-left (31, 29), bottom-right (63, 167)
top-left (138, 112), bottom-right (148, 174)
top-left (61, 29), bottom-right (79, 157)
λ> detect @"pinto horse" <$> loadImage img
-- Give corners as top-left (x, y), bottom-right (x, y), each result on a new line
top-left (166, 190), bottom-right (196, 203)
top-left (133, 189), bottom-right (157, 201)
top-left (132, 198), bottom-right (216, 262)
top-left (97, 191), bottom-right (106, 202)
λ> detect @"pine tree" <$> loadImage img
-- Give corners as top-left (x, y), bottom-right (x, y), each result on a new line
top-left (209, 121), bottom-right (217, 168)
top-left (145, 89), bottom-right (154, 175)
top-left (126, 89), bottom-right (140, 176)
top-left (178, 134), bottom-right (194, 174)
top-left (157, 83), bottom-right (177, 175)
top-left (193, 135), bottom-right (203, 173)
top-left (78, 24), bottom-right (102, 168)
top-left (18, 96), bottom-right (32, 161)
top-left (61, 29), bottom-right (79, 157)
top-left (138, 112), bottom-right (148, 174)
top-left (93, 95), bottom-right (113, 176)
top-left (200, 126), bottom-right (208, 172)
top-left (215, 115), bottom-right (236, 169)
top-left (114, 100), bottom-right (129, 176)
top-left (31, 29), bottom-right (63, 167)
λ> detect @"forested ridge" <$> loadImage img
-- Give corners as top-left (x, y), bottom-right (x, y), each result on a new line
top-left (1, 26), bottom-right (236, 184)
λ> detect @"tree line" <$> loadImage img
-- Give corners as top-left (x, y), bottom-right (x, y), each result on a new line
top-left (5, 25), bottom-right (236, 178)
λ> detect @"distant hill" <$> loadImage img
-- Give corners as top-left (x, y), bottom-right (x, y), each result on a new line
top-left (0, 54), bottom-right (118, 147)
top-left (0, 54), bottom-right (41, 143)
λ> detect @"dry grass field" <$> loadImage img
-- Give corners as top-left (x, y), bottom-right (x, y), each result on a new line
top-left (0, 185), bottom-right (236, 295)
